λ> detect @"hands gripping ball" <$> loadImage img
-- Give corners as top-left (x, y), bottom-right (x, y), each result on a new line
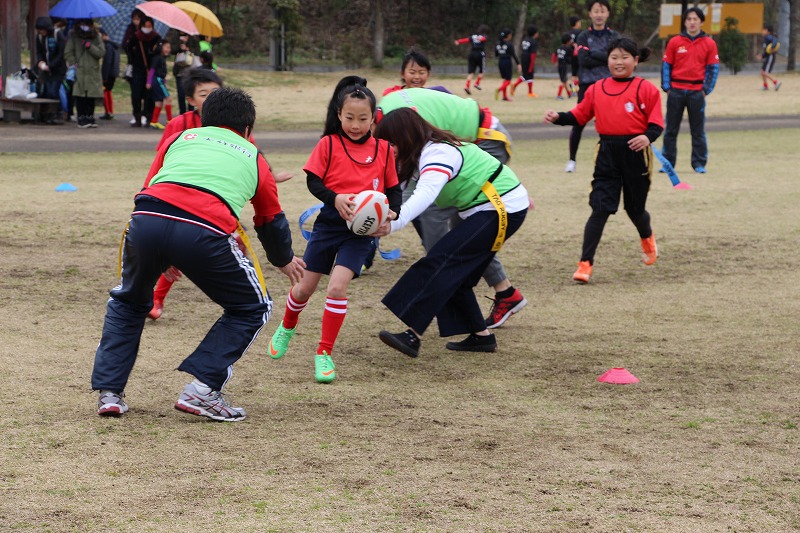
top-left (348, 190), bottom-right (389, 236)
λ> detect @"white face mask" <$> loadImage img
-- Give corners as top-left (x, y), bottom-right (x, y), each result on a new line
top-left (141, 27), bottom-right (152, 34)
top-left (80, 25), bottom-right (91, 32)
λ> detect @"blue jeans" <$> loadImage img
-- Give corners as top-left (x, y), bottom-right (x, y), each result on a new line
top-left (662, 89), bottom-right (708, 170)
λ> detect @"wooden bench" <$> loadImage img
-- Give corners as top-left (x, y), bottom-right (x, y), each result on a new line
top-left (0, 96), bottom-right (61, 123)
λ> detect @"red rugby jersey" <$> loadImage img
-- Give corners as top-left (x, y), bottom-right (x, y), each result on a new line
top-left (304, 133), bottom-right (399, 194)
top-left (662, 33), bottom-right (719, 91)
top-left (570, 77), bottom-right (663, 135)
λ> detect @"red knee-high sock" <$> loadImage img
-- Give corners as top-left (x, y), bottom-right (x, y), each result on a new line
top-left (282, 291), bottom-right (308, 329)
top-left (476, 74), bottom-right (483, 86)
top-left (151, 106), bottom-right (161, 124)
top-left (558, 85), bottom-right (564, 96)
top-left (465, 79), bottom-right (472, 89)
top-left (153, 274), bottom-right (174, 303)
top-left (165, 104), bottom-right (173, 121)
top-left (103, 90), bottom-right (114, 114)
top-left (318, 296), bottom-right (347, 355)
top-left (500, 80), bottom-right (510, 98)
top-left (527, 81), bottom-right (534, 94)
top-left (513, 77), bottom-right (522, 89)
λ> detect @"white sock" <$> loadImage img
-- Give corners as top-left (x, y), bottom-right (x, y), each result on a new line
top-left (192, 379), bottom-right (212, 394)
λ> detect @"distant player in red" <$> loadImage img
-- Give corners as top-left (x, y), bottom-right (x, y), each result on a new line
top-left (269, 76), bottom-right (401, 383)
top-left (545, 38), bottom-right (663, 283)
top-left (382, 48), bottom-right (431, 96)
top-left (455, 24), bottom-right (489, 95)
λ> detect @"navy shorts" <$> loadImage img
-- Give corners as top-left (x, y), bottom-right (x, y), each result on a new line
top-left (303, 206), bottom-right (374, 277)
top-left (149, 77), bottom-right (170, 101)
top-left (468, 52), bottom-right (485, 74)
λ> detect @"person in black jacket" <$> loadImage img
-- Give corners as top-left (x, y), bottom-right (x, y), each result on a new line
top-left (126, 16), bottom-right (161, 127)
top-left (34, 16), bottom-right (67, 124)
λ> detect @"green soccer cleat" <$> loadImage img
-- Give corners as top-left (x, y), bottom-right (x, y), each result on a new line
top-left (269, 323), bottom-right (296, 359)
top-left (315, 351), bottom-right (336, 383)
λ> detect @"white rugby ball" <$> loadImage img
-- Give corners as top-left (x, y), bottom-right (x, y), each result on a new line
top-left (347, 190), bottom-right (389, 236)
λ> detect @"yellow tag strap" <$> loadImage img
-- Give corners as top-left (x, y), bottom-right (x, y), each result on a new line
top-left (236, 222), bottom-right (267, 297)
top-left (477, 127), bottom-right (512, 159)
top-left (480, 181), bottom-right (508, 252)
top-left (117, 221), bottom-right (130, 278)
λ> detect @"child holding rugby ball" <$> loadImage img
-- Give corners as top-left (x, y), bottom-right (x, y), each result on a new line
top-left (268, 76), bottom-right (402, 383)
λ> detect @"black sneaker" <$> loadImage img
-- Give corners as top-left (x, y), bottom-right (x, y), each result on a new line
top-left (445, 333), bottom-right (497, 352)
top-left (379, 329), bottom-right (420, 358)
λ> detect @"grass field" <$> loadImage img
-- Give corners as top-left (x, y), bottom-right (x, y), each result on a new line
top-left (1, 69), bottom-right (800, 531)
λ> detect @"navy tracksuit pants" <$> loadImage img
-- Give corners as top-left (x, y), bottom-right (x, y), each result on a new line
top-left (662, 89), bottom-right (708, 170)
top-left (91, 200), bottom-right (272, 393)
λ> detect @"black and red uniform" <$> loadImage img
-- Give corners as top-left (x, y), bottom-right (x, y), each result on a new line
top-left (553, 76), bottom-right (664, 264)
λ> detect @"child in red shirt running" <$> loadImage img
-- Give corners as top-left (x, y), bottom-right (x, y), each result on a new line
top-left (544, 37), bottom-right (663, 283)
top-left (268, 76), bottom-right (402, 383)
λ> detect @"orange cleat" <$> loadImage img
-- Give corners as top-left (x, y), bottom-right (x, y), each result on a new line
top-left (528, 92), bottom-right (539, 98)
top-left (641, 234), bottom-right (658, 265)
top-left (573, 261), bottom-right (592, 283)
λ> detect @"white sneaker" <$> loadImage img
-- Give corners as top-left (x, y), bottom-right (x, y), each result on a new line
top-left (565, 160), bottom-right (577, 173)
top-left (141, 116), bottom-right (147, 125)
top-left (129, 117), bottom-right (136, 125)
top-left (97, 391), bottom-right (128, 416)
top-left (174, 381), bottom-right (246, 422)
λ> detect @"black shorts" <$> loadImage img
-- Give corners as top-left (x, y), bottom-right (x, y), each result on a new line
top-left (498, 59), bottom-right (513, 81)
top-left (468, 52), bottom-right (485, 74)
top-left (558, 64), bottom-right (569, 83)
top-left (762, 54), bottom-right (775, 73)
top-left (149, 77), bottom-right (170, 102)
top-left (589, 137), bottom-right (653, 216)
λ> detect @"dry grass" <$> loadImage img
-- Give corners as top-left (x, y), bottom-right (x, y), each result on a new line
top-left (1, 74), bottom-right (800, 531)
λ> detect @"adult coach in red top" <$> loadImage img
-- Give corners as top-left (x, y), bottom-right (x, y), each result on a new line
top-left (660, 7), bottom-right (719, 174)
top-left (92, 87), bottom-right (305, 422)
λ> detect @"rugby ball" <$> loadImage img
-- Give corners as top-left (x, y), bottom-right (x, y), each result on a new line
top-left (348, 190), bottom-right (389, 236)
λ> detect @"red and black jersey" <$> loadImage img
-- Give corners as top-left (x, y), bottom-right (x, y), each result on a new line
top-left (304, 133), bottom-right (399, 194)
top-left (570, 76), bottom-right (663, 135)
top-left (662, 32), bottom-right (719, 91)
top-left (519, 36), bottom-right (538, 73)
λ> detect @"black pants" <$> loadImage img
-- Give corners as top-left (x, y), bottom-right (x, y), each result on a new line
top-left (130, 70), bottom-right (154, 123)
top-left (580, 138), bottom-right (653, 263)
top-left (569, 82), bottom-right (594, 160)
top-left (74, 95), bottom-right (96, 122)
top-left (383, 209), bottom-right (526, 337)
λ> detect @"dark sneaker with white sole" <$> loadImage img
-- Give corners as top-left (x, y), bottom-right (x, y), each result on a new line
top-left (445, 333), bottom-right (497, 352)
top-left (379, 329), bottom-right (421, 358)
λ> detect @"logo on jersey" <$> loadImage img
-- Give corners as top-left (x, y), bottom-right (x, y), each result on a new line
top-left (183, 133), bottom-right (198, 140)
top-left (373, 178), bottom-right (379, 190)
top-left (677, 46), bottom-right (688, 54)
top-left (365, 156), bottom-right (373, 163)
top-left (625, 102), bottom-right (635, 113)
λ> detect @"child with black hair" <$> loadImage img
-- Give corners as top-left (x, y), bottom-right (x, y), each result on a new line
top-left (200, 50), bottom-right (215, 70)
top-left (146, 39), bottom-right (173, 129)
top-left (556, 33), bottom-right (575, 99)
top-left (545, 37), bottom-right (663, 283)
top-left (383, 48), bottom-right (432, 96)
top-left (494, 29), bottom-right (519, 101)
top-left (269, 76), bottom-right (401, 384)
top-left (511, 25), bottom-right (539, 98)
top-left (99, 27), bottom-right (120, 119)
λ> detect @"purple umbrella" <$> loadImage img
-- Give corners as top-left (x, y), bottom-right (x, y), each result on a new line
top-left (50, 0), bottom-right (118, 19)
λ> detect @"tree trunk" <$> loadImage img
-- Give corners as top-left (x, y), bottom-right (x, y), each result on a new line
top-left (789, 0), bottom-right (797, 71)
top-left (372, 0), bottom-right (385, 68)
top-left (513, 0), bottom-right (528, 53)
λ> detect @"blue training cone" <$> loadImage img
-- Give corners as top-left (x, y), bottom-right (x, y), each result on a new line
top-left (55, 183), bottom-right (78, 192)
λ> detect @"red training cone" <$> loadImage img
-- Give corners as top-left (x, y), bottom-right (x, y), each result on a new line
top-left (673, 182), bottom-right (693, 190)
top-left (597, 367), bottom-right (639, 384)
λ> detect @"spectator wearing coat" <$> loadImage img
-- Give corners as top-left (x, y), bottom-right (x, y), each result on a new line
top-left (64, 18), bottom-right (105, 128)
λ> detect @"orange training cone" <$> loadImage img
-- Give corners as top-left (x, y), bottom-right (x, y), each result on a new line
top-left (597, 367), bottom-right (639, 384)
